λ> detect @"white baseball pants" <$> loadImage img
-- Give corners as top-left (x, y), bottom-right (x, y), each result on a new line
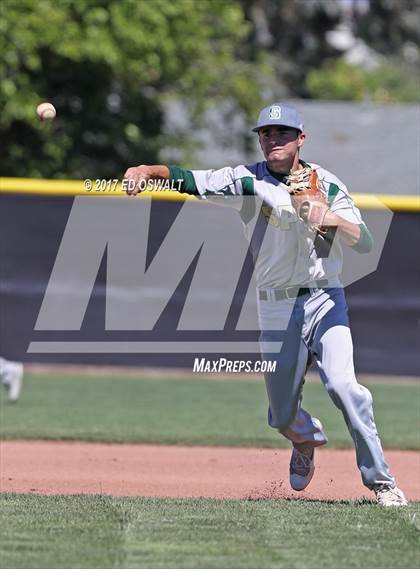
top-left (258, 287), bottom-right (395, 489)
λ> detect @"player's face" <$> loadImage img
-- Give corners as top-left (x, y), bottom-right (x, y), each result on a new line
top-left (258, 126), bottom-right (305, 170)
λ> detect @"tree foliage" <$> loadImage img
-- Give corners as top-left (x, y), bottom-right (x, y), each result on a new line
top-left (0, 0), bottom-right (262, 178)
top-left (242, 0), bottom-right (419, 101)
top-left (354, 0), bottom-right (420, 59)
top-left (1, 0), bottom-right (418, 178)
top-left (241, 0), bottom-right (342, 98)
top-left (306, 58), bottom-right (420, 102)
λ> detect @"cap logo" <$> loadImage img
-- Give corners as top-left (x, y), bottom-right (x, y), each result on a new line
top-left (269, 105), bottom-right (282, 120)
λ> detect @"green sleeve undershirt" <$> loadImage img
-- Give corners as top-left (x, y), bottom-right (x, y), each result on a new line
top-left (351, 223), bottom-right (373, 253)
top-left (168, 165), bottom-right (198, 195)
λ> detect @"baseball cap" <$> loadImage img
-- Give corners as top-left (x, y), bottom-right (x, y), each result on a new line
top-left (252, 103), bottom-right (304, 132)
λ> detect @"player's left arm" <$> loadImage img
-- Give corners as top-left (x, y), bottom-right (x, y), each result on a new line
top-left (321, 210), bottom-right (363, 247)
top-left (322, 179), bottom-right (373, 253)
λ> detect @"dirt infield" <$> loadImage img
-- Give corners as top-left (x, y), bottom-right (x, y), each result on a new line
top-left (1, 441), bottom-right (419, 501)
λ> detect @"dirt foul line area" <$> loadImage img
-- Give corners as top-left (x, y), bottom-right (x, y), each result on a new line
top-left (1, 441), bottom-right (419, 502)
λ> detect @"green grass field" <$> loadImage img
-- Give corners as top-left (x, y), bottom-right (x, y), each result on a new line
top-left (1, 371), bottom-right (419, 569)
top-left (1, 494), bottom-right (419, 569)
top-left (0, 372), bottom-right (419, 449)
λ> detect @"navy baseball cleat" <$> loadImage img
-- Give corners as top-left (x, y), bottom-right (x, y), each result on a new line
top-left (289, 444), bottom-right (315, 491)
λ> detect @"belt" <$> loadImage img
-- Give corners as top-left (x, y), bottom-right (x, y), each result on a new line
top-left (258, 279), bottom-right (329, 301)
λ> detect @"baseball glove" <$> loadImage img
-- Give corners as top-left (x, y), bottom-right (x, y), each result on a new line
top-left (286, 166), bottom-right (329, 234)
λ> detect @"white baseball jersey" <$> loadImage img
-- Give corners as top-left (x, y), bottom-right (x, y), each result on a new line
top-left (187, 161), bottom-right (367, 289)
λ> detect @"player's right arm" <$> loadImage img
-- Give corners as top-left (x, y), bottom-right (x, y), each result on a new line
top-left (123, 164), bottom-right (171, 194)
top-left (124, 164), bottom-right (252, 196)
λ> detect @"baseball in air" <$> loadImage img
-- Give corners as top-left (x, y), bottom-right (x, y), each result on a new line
top-left (36, 102), bottom-right (56, 121)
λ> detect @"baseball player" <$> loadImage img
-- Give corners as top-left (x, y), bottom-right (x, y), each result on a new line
top-left (0, 356), bottom-right (23, 402)
top-left (123, 103), bottom-right (407, 506)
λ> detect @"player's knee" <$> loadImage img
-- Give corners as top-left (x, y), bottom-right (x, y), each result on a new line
top-left (358, 384), bottom-right (373, 402)
top-left (326, 380), bottom-right (373, 412)
top-left (353, 384), bottom-right (373, 412)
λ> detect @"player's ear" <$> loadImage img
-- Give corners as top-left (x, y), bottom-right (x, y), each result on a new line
top-left (297, 131), bottom-right (306, 148)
